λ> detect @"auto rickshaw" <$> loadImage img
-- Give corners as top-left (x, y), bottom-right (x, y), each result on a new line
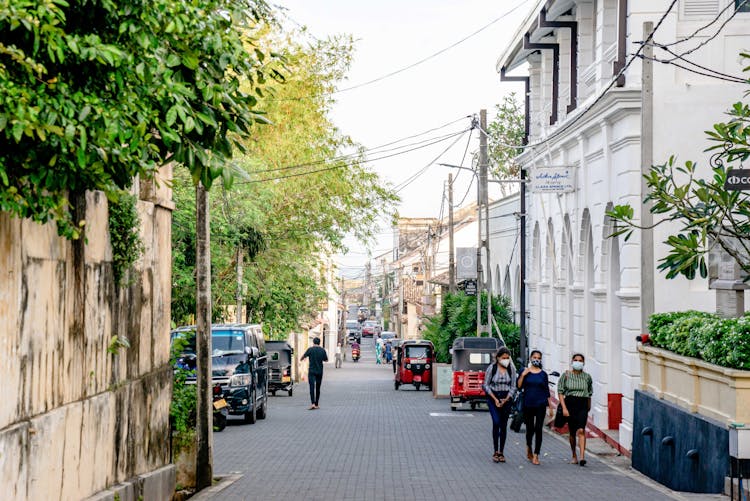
top-left (394, 340), bottom-right (434, 391)
top-left (450, 337), bottom-right (504, 411)
top-left (266, 340), bottom-right (294, 396)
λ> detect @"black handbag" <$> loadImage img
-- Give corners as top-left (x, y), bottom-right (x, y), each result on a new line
top-left (553, 403), bottom-right (567, 428)
top-left (509, 392), bottom-right (524, 433)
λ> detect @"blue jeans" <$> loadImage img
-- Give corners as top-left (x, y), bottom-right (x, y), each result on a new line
top-left (487, 391), bottom-right (511, 453)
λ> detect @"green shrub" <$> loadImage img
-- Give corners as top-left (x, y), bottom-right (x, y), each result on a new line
top-left (648, 310), bottom-right (750, 370)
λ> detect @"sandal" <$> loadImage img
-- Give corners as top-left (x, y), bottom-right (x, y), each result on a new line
top-left (527, 447), bottom-right (533, 461)
top-left (532, 454), bottom-right (540, 465)
top-left (492, 452), bottom-right (501, 463)
top-left (498, 453), bottom-right (506, 463)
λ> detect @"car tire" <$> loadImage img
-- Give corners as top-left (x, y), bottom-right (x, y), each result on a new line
top-left (270, 390), bottom-right (276, 397)
top-left (288, 388), bottom-right (293, 397)
top-left (257, 400), bottom-right (267, 420)
top-left (451, 405), bottom-right (457, 411)
top-left (244, 392), bottom-right (257, 424)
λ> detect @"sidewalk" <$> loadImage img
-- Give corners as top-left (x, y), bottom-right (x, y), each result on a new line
top-left (211, 343), bottom-right (721, 501)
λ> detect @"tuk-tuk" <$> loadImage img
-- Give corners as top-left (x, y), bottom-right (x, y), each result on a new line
top-left (394, 340), bottom-right (434, 391)
top-left (266, 340), bottom-right (294, 396)
top-left (450, 337), bottom-right (504, 411)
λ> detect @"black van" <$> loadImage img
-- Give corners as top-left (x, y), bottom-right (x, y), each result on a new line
top-left (171, 323), bottom-right (268, 424)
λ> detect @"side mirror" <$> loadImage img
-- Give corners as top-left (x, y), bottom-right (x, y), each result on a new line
top-left (244, 346), bottom-right (252, 355)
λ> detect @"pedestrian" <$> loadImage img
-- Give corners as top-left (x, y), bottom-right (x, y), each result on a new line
top-left (300, 337), bottom-right (328, 410)
top-left (516, 350), bottom-right (554, 465)
top-left (483, 347), bottom-right (517, 463)
top-left (557, 353), bottom-right (594, 466)
top-left (374, 335), bottom-right (382, 364)
top-left (335, 343), bottom-right (342, 368)
top-left (385, 341), bottom-right (393, 364)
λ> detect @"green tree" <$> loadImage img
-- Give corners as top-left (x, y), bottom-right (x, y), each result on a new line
top-left (486, 93), bottom-right (525, 191)
top-left (171, 30), bottom-right (398, 336)
top-left (608, 58), bottom-right (750, 280)
top-left (423, 292), bottom-right (518, 363)
top-left (1, 0), bottom-right (277, 239)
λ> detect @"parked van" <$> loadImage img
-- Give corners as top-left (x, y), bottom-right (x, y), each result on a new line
top-left (171, 323), bottom-right (268, 424)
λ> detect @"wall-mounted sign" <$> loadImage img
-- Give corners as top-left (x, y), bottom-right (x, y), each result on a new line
top-left (464, 279), bottom-right (477, 296)
top-left (456, 247), bottom-right (477, 279)
top-left (530, 166), bottom-right (576, 193)
top-left (725, 168), bottom-right (750, 191)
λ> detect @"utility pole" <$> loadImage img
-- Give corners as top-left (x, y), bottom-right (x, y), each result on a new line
top-left (195, 182), bottom-right (213, 490)
top-left (235, 246), bottom-right (243, 323)
top-left (364, 261), bottom-right (371, 312)
top-left (448, 174), bottom-right (456, 293)
top-left (479, 109), bottom-right (492, 335)
top-left (476, 157), bottom-right (483, 336)
top-left (640, 21), bottom-right (655, 329)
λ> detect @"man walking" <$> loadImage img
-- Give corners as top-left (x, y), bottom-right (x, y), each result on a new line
top-left (300, 337), bottom-right (328, 410)
top-left (335, 343), bottom-right (343, 368)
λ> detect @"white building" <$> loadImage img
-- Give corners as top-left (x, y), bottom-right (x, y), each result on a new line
top-left (492, 0), bottom-right (750, 450)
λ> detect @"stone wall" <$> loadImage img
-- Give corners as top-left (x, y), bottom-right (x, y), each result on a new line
top-left (0, 167), bottom-right (175, 501)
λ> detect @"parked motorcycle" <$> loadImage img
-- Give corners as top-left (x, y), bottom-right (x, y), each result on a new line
top-left (213, 383), bottom-right (228, 432)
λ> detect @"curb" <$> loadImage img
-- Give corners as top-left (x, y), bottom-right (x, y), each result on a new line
top-left (188, 473), bottom-right (243, 500)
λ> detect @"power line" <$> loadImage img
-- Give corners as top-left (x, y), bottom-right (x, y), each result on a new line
top-left (656, 0), bottom-right (740, 48)
top-left (636, 53), bottom-right (746, 83)
top-left (394, 130), bottom-right (470, 193)
top-left (239, 128), bottom-right (470, 183)
top-left (273, 0), bottom-right (533, 101)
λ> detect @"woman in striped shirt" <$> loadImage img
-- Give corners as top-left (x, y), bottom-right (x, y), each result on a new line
top-left (557, 353), bottom-right (593, 466)
top-left (483, 347), bottom-right (517, 463)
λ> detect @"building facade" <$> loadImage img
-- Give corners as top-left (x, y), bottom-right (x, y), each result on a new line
top-left (493, 0), bottom-right (750, 451)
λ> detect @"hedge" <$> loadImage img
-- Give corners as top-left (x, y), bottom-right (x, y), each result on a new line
top-left (648, 311), bottom-right (750, 370)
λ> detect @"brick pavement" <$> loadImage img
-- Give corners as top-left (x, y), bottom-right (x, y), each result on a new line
top-left (211, 342), bottom-right (698, 501)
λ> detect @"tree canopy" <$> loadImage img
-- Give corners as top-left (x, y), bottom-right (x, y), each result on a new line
top-left (1, 0), bottom-right (276, 239)
top-left (171, 28), bottom-right (398, 335)
top-left (486, 93), bottom-right (525, 192)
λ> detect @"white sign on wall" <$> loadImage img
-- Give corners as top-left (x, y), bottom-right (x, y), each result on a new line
top-left (530, 166), bottom-right (576, 193)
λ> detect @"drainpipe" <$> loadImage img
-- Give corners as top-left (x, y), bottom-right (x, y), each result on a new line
top-left (612, 0), bottom-right (627, 87)
top-left (538, 9), bottom-right (578, 113)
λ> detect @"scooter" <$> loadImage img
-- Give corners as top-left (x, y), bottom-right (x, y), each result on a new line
top-left (212, 383), bottom-right (228, 432)
top-left (352, 346), bottom-right (361, 363)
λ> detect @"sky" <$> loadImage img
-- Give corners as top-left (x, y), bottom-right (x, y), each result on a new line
top-left (275, 0), bottom-right (533, 277)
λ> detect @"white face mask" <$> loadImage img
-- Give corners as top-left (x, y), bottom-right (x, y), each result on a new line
top-left (571, 361), bottom-right (584, 371)
top-left (499, 358), bottom-right (511, 368)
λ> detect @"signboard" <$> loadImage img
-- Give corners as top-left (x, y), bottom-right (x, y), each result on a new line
top-left (725, 169), bottom-right (750, 191)
top-left (456, 247), bottom-right (477, 279)
top-left (531, 166), bottom-right (576, 193)
top-left (464, 279), bottom-right (477, 296)
top-left (433, 364), bottom-right (453, 398)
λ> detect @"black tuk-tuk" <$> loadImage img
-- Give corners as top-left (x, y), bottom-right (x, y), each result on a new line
top-left (266, 340), bottom-right (294, 396)
top-left (450, 337), bottom-right (504, 410)
top-left (394, 340), bottom-right (434, 391)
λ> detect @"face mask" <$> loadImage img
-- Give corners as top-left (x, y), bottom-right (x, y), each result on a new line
top-left (530, 359), bottom-right (542, 368)
top-left (499, 358), bottom-right (510, 368)
top-left (572, 361), bottom-right (584, 371)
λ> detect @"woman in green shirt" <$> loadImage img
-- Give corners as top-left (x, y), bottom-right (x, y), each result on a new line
top-left (557, 353), bottom-right (593, 466)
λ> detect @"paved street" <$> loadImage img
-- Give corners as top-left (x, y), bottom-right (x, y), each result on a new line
top-left (211, 342), bottom-right (703, 501)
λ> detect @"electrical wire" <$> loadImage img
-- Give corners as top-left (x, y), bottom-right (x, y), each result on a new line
top-left (394, 130), bottom-right (470, 193)
top-left (240, 128), bottom-right (471, 183)
top-left (649, 43), bottom-right (747, 82)
top-left (454, 173), bottom-right (476, 208)
top-left (656, 0), bottom-right (740, 48)
top-left (636, 53), bottom-right (746, 83)
top-left (272, 0), bottom-right (533, 101)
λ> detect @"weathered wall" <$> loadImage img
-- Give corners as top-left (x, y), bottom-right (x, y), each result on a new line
top-left (0, 167), bottom-right (175, 501)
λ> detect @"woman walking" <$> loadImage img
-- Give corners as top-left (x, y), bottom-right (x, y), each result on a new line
top-left (557, 353), bottom-right (594, 466)
top-left (483, 347), bottom-right (517, 463)
top-left (516, 350), bottom-right (554, 465)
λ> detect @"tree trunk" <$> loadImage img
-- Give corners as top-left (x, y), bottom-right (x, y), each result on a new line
top-left (195, 182), bottom-right (213, 490)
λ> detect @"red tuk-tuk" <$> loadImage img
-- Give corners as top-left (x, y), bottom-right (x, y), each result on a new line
top-left (394, 340), bottom-right (434, 391)
top-left (450, 337), bottom-right (503, 410)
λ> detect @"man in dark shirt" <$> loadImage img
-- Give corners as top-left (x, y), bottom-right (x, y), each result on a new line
top-left (300, 337), bottom-right (328, 409)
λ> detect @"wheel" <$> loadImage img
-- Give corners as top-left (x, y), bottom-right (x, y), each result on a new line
top-left (244, 392), bottom-right (257, 424)
top-left (213, 412), bottom-right (227, 432)
top-left (257, 400), bottom-right (267, 420)
top-left (451, 405), bottom-right (457, 412)
top-left (270, 390), bottom-right (276, 397)
top-left (394, 381), bottom-right (400, 390)
top-left (470, 402), bottom-right (477, 410)
top-left (414, 382), bottom-right (421, 391)
top-left (288, 388), bottom-right (293, 397)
